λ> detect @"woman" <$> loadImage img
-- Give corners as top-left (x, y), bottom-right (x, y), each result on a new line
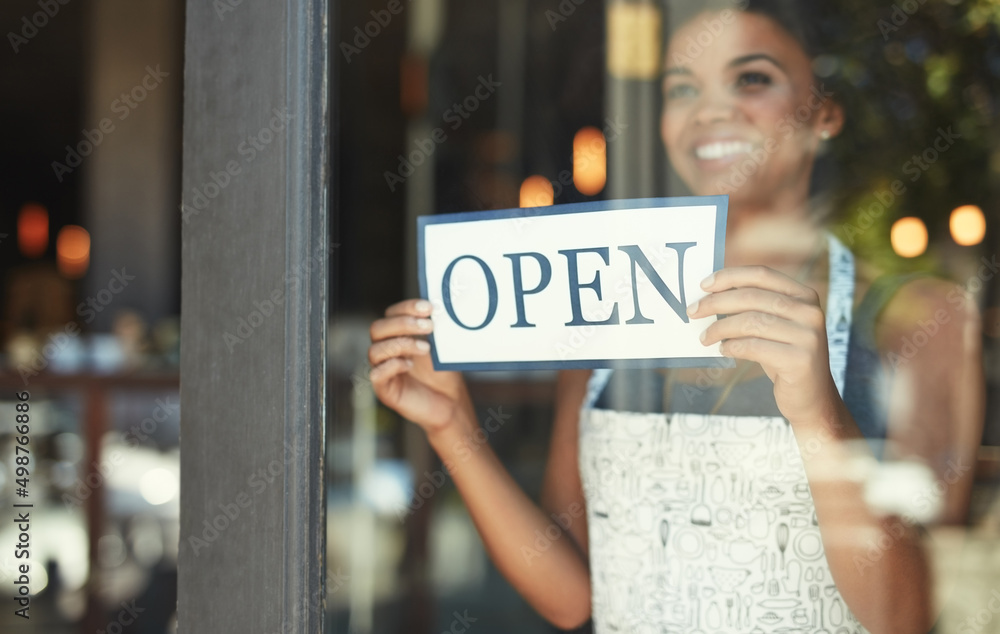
top-left (367, 1), bottom-right (983, 632)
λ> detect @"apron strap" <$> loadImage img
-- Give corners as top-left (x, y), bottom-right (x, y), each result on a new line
top-left (583, 368), bottom-right (615, 410)
top-left (825, 231), bottom-right (855, 397)
top-left (582, 231), bottom-right (855, 409)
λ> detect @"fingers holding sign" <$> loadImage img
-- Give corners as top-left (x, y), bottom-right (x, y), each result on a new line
top-left (368, 299), bottom-right (471, 434)
top-left (688, 265), bottom-right (839, 426)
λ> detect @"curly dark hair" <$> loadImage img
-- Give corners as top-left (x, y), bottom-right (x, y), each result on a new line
top-left (661, 0), bottom-right (837, 60)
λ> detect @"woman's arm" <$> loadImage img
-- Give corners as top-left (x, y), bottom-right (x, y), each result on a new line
top-left (540, 370), bottom-right (592, 561)
top-left (369, 300), bottom-right (592, 629)
top-left (423, 399), bottom-right (592, 630)
top-left (877, 277), bottom-right (984, 525)
top-left (783, 388), bottom-right (932, 634)
top-left (691, 266), bottom-right (962, 634)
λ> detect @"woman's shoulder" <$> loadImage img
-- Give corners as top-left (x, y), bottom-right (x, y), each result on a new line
top-left (856, 269), bottom-right (977, 360)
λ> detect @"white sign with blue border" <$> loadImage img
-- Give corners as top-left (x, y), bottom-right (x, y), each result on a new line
top-left (417, 196), bottom-right (729, 371)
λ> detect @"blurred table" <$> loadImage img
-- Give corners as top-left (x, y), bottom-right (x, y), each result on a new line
top-left (0, 371), bottom-right (179, 634)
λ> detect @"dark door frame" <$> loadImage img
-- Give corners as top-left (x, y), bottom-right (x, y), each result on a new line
top-left (179, 0), bottom-right (330, 631)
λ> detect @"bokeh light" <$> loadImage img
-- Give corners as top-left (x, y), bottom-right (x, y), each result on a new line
top-left (18, 202), bottom-right (48, 258)
top-left (573, 127), bottom-right (607, 196)
top-left (519, 175), bottom-right (553, 208)
top-left (56, 225), bottom-right (91, 278)
top-left (139, 468), bottom-right (179, 505)
top-left (891, 217), bottom-right (928, 258)
top-left (950, 204), bottom-right (986, 246)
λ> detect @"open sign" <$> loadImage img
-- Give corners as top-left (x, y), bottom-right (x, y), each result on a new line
top-left (417, 197), bottom-right (728, 370)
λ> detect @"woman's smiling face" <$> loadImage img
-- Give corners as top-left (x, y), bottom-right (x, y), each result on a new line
top-left (661, 10), bottom-right (841, 206)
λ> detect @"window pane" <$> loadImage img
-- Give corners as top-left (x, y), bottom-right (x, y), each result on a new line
top-left (332, 1), bottom-right (1000, 633)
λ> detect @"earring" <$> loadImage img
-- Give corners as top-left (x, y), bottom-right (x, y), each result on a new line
top-left (820, 130), bottom-right (831, 140)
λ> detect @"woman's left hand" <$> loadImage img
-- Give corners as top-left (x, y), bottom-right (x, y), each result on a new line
top-left (688, 265), bottom-right (840, 427)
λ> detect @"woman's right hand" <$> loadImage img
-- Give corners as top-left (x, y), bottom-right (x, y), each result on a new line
top-left (371, 301), bottom-right (593, 630)
top-left (368, 299), bottom-right (470, 434)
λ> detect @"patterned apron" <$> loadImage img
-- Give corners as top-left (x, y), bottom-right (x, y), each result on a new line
top-left (578, 233), bottom-right (870, 633)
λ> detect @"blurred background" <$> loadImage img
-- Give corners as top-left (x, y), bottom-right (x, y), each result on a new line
top-left (3, 0), bottom-right (1000, 632)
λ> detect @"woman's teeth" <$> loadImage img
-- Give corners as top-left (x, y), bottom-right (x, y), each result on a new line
top-left (695, 141), bottom-right (753, 160)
